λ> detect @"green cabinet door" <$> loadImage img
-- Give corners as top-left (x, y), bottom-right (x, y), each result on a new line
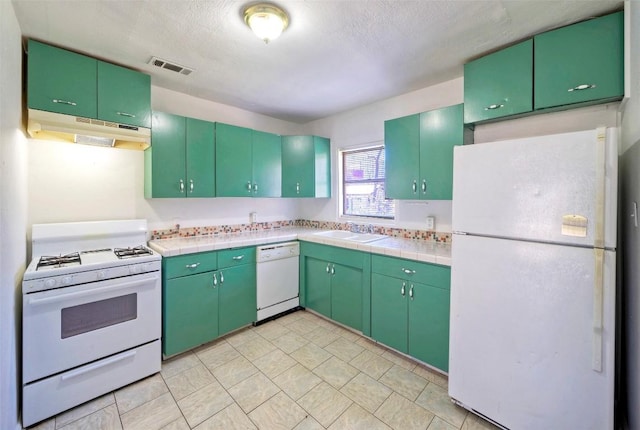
top-left (371, 273), bottom-right (408, 353)
top-left (384, 114), bottom-right (420, 200)
top-left (97, 61), bottom-right (151, 128)
top-left (408, 282), bottom-right (450, 372)
top-left (314, 137), bottom-right (331, 198)
top-left (186, 118), bottom-right (216, 198)
top-left (216, 123), bottom-right (253, 197)
top-left (419, 104), bottom-right (464, 200)
top-left (534, 11), bottom-right (624, 110)
top-left (163, 271), bottom-right (219, 356)
top-left (146, 112), bottom-right (186, 198)
top-left (282, 136), bottom-right (315, 197)
top-left (331, 263), bottom-right (363, 331)
top-left (252, 130), bottom-right (282, 197)
top-left (27, 40), bottom-right (97, 118)
top-left (305, 257), bottom-right (332, 318)
top-left (464, 40), bottom-right (533, 123)
top-left (218, 264), bottom-right (257, 335)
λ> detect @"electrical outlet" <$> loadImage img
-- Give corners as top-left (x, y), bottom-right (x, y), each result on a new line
top-left (426, 216), bottom-right (435, 230)
top-left (250, 212), bottom-right (257, 223)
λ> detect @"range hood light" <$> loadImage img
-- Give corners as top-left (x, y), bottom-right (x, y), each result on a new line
top-left (74, 134), bottom-right (116, 147)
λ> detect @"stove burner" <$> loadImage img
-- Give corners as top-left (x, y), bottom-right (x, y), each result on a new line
top-left (37, 252), bottom-right (81, 269)
top-left (114, 246), bottom-right (153, 259)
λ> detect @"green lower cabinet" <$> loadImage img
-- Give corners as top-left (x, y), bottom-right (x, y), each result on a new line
top-left (305, 257), bottom-right (332, 318)
top-left (371, 274), bottom-right (408, 353)
top-left (218, 264), bottom-right (257, 336)
top-left (331, 263), bottom-right (363, 331)
top-left (163, 271), bottom-right (218, 357)
top-left (407, 282), bottom-right (450, 372)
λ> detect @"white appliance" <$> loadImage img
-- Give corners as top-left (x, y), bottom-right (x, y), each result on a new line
top-left (256, 242), bottom-right (300, 321)
top-left (448, 128), bottom-right (617, 430)
top-left (22, 219), bottom-right (162, 427)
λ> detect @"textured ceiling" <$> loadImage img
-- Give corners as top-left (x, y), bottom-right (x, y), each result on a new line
top-left (12, 0), bottom-right (622, 123)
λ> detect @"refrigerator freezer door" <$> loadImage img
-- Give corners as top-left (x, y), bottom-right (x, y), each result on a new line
top-left (452, 128), bottom-right (617, 249)
top-left (448, 234), bottom-right (615, 430)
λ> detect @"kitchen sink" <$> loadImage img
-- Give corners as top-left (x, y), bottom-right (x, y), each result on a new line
top-left (313, 230), bottom-right (388, 243)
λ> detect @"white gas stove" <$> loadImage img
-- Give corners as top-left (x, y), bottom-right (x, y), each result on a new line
top-left (22, 219), bottom-right (162, 427)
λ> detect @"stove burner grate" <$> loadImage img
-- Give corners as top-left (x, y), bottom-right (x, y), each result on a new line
top-left (114, 246), bottom-right (154, 259)
top-left (37, 252), bottom-right (81, 269)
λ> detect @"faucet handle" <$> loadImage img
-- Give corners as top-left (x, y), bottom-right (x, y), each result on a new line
top-left (368, 224), bottom-right (374, 233)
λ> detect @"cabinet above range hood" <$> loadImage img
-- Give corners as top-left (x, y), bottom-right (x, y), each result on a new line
top-left (27, 109), bottom-right (151, 150)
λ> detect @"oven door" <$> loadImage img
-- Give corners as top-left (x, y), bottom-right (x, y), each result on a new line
top-left (23, 271), bottom-right (161, 383)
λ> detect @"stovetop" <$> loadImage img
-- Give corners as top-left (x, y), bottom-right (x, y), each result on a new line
top-left (35, 246), bottom-right (155, 271)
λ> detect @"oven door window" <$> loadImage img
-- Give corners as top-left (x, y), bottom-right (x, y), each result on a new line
top-left (61, 293), bottom-right (137, 339)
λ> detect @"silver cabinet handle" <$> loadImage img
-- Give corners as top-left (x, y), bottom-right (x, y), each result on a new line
top-left (185, 263), bottom-right (201, 269)
top-left (253, 183), bottom-right (258, 193)
top-left (247, 181), bottom-right (252, 192)
top-left (232, 255), bottom-right (244, 261)
top-left (213, 273), bottom-right (218, 287)
top-left (220, 271), bottom-right (224, 284)
top-left (52, 99), bottom-right (77, 106)
top-left (412, 180), bottom-right (417, 193)
top-left (326, 263), bottom-right (330, 273)
top-left (330, 264), bottom-right (335, 275)
top-left (401, 282), bottom-right (406, 296)
top-left (409, 284), bottom-right (414, 300)
top-left (189, 179), bottom-right (194, 193)
top-left (421, 179), bottom-right (427, 194)
top-left (485, 104), bottom-right (504, 110)
top-left (402, 268), bottom-right (416, 275)
top-left (296, 182), bottom-right (300, 194)
top-left (568, 84), bottom-right (596, 92)
top-left (179, 179), bottom-right (185, 192)
top-left (116, 111), bottom-right (136, 118)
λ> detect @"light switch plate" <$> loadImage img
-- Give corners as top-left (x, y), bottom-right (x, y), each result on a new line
top-left (426, 216), bottom-right (435, 230)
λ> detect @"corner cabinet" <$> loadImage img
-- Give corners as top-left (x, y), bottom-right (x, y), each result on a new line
top-left (162, 247), bottom-right (256, 357)
top-left (300, 242), bottom-right (371, 335)
top-left (145, 111), bottom-right (216, 198)
top-left (215, 123), bottom-right (282, 197)
top-left (370, 255), bottom-right (451, 372)
top-left (27, 39), bottom-right (150, 128)
top-left (385, 104), bottom-right (472, 200)
top-left (282, 136), bottom-right (331, 198)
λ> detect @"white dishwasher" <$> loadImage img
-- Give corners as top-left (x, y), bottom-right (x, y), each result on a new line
top-left (256, 241), bottom-right (300, 322)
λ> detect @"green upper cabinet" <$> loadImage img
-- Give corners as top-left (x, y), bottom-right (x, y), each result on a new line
top-left (27, 39), bottom-right (150, 127)
top-left (282, 136), bottom-right (331, 198)
top-left (145, 111), bottom-right (215, 198)
top-left (216, 123), bottom-right (253, 197)
top-left (385, 104), bottom-right (470, 201)
top-left (27, 39), bottom-right (98, 118)
top-left (463, 40), bottom-right (533, 124)
top-left (97, 61), bottom-right (151, 128)
top-left (534, 11), bottom-right (624, 110)
top-left (216, 124), bottom-right (282, 197)
top-left (252, 130), bottom-right (282, 197)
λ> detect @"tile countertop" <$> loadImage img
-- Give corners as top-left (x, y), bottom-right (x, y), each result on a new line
top-left (148, 227), bottom-right (451, 267)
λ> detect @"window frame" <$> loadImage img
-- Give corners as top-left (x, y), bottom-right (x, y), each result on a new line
top-left (339, 144), bottom-right (395, 221)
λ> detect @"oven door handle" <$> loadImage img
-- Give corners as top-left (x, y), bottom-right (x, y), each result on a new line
top-left (60, 349), bottom-right (137, 381)
top-left (28, 278), bottom-right (156, 306)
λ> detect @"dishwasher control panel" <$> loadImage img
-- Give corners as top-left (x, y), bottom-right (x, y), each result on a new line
top-left (256, 242), bottom-right (300, 262)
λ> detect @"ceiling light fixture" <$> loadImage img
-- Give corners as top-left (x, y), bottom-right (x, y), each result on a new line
top-left (243, 3), bottom-right (289, 44)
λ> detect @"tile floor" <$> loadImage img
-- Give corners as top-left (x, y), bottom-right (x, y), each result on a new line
top-left (27, 310), bottom-right (501, 430)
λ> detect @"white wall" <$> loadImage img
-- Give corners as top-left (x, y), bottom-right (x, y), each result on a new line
top-left (620, 2), bottom-right (640, 429)
top-left (27, 88), bottom-right (305, 234)
top-left (0, 2), bottom-right (28, 429)
top-left (300, 78), bottom-right (464, 232)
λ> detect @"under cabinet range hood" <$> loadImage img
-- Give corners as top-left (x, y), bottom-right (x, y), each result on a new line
top-left (27, 109), bottom-right (151, 150)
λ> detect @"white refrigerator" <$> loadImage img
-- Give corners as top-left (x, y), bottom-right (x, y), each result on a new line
top-left (448, 128), bottom-right (617, 430)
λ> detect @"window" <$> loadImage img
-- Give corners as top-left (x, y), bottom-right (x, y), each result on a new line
top-left (341, 146), bottom-right (395, 219)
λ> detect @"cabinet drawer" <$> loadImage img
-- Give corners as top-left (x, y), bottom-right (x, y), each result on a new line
top-left (371, 255), bottom-right (450, 289)
top-left (218, 247), bottom-right (255, 268)
top-left (164, 252), bottom-right (217, 279)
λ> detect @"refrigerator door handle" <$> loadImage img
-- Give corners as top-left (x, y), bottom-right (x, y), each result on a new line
top-left (594, 126), bottom-right (606, 249)
top-left (592, 248), bottom-right (604, 372)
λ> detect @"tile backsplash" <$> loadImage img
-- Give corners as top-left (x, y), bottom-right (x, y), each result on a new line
top-left (150, 219), bottom-right (451, 243)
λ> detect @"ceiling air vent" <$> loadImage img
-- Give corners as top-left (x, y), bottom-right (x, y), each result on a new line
top-left (148, 56), bottom-right (194, 76)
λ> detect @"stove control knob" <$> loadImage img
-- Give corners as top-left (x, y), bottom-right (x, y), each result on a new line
top-left (97, 270), bottom-right (106, 280)
top-left (61, 276), bottom-right (72, 285)
top-left (44, 279), bottom-right (57, 289)
top-left (130, 265), bottom-right (142, 275)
